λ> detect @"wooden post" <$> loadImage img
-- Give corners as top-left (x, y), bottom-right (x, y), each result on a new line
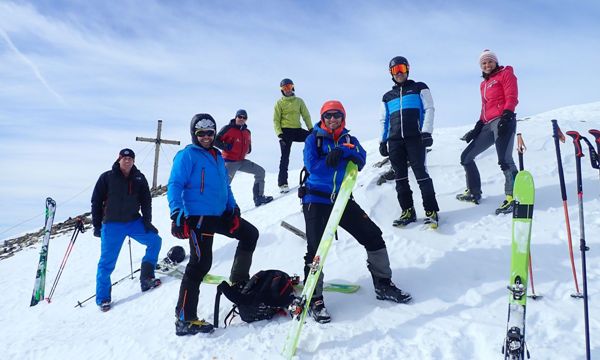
top-left (136, 119), bottom-right (180, 189)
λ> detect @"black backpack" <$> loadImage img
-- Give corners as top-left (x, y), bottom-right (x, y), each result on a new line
top-left (218, 270), bottom-right (296, 326)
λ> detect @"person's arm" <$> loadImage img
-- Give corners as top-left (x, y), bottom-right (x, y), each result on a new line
top-left (273, 101), bottom-right (283, 137)
top-left (379, 101), bottom-right (389, 142)
top-left (303, 134), bottom-right (327, 175)
top-left (502, 67), bottom-right (519, 112)
top-left (139, 174), bottom-right (152, 222)
top-left (167, 151), bottom-right (192, 216)
top-left (341, 136), bottom-right (367, 171)
top-left (214, 125), bottom-right (231, 151)
top-left (91, 173), bottom-right (108, 229)
top-left (420, 86), bottom-right (435, 134)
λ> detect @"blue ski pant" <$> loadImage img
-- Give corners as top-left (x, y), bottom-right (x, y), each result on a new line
top-left (96, 218), bottom-right (161, 305)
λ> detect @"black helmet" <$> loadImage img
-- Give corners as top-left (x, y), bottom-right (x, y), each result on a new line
top-left (389, 56), bottom-right (409, 70)
top-left (167, 245), bottom-right (186, 264)
top-left (280, 78), bottom-right (294, 87)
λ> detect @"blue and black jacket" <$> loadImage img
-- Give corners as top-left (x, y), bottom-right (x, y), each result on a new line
top-left (302, 121), bottom-right (366, 205)
top-left (379, 79), bottom-right (435, 141)
top-left (167, 144), bottom-right (237, 217)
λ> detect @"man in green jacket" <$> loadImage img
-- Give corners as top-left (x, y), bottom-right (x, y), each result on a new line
top-left (273, 78), bottom-right (312, 193)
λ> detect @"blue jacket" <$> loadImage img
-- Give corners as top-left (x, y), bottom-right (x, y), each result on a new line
top-left (379, 79), bottom-right (435, 141)
top-left (302, 121), bottom-right (366, 205)
top-left (167, 144), bottom-right (237, 217)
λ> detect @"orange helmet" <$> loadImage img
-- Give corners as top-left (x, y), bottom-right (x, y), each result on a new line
top-left (320, 100), bottom-right (346, 119)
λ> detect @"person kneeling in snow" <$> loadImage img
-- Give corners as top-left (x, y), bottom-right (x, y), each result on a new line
top-left (300, 100), bottom-right (412, 324)
top-left (167, 114), bottom-right (260, 335)
top-left (91, 148), bottom-right (162, 312)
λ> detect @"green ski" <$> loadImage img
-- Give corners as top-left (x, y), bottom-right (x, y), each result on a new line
top-left (281, 162), bottom-right (358, 359)
top-left (30, 197), bottom-right (57, 306)
top-left (502, 170), bottom-right (535, 359)
top-left (156, 260), bottom-right (360, 294)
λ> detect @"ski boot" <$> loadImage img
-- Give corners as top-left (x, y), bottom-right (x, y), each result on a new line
top-left (374, 278), bottom-right (412, 303)
top-left (424, 210), bottom-right (439, 229)
top-left (175, 319), bottom-right (215, 335)
top-left (495, 196), bottom-right (515, 215)
top-left (279, 184), bottom-right (290, 193)
top-left (392, 207), bottom-right (416, 227)
top-left (456, 189), bottom-right (481, 204)
top-left (141, 277), bottom-right (162, 292)
top-left (309, 297), bottom-right (331, 324)
top-left (99, 300), bottom-right (111, 312)
top-left (254, 195), bottom-right (274, 207)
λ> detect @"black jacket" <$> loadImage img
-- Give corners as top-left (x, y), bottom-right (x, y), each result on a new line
top-left (91, 162), bottom-right (152, 228)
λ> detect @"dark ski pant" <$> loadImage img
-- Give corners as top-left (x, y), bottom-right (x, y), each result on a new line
top-left (175, 215), bottom-right (258, 321)
top-left (225, 159), bottom-right (266, 197)
top-left (303, 199), bottom-right (388, 298)
top-left (278, 128), bottom-right (310, 186)
top-left (388, 136), bottom-right (439, 212)
top-left (460, 118), bottom-right (518, 196)
top-left (96, 218), bottom-right (162, 305)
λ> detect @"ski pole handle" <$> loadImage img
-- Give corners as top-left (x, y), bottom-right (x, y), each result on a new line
top-left (566, 131), bottom-right (584, 158)
top-left (551, 119), bottom-right (566, 143)
top-left (516, 133), bottom-right (526, 171)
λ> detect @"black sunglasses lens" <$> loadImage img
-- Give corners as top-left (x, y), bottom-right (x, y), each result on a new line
top-left (323, 112), bottom-right (342, 120)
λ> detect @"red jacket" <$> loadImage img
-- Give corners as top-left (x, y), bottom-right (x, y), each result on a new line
top-left (215, 119), bottom-right (251, 161)
top-left (480, 66), bottom-right (518, 124)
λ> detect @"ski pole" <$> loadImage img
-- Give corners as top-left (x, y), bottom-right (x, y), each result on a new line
top-left (515, 134), bottom-right (539, 299)
top-left (551, 120), bottom-right (582, 298)
top-left (74, 268), bottom-right (141, 308)
top-left (590, 129), bottom-right (600, 183)
top-left (46, 218), bottom-right (85, 303)
top-left (128, 237), bottom-right (134, 280)
top-left (565, 130), bottom-right (591, 360)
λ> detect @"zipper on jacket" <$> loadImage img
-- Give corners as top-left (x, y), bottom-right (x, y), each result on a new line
top-left (399, 86), bottom-right (404, 138)
top-left (200, 168), bottom-right (205, 193)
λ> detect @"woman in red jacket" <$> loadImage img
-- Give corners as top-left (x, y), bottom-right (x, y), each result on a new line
top-left (456, 49), bottom-right (519, 215)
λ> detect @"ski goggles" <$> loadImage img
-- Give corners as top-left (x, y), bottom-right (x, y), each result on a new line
top-left (281, 84), bottom-right (294, 91)
top-left (194, 129), bottom-right (215, 137)
top-left (390, 64), bottom-right (409, 75)
top-left (322, 111), bottom-right (344, 120)
top-left (236, 115), bottom-right (247, 120)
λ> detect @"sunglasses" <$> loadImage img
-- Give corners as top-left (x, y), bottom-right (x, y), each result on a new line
top-left (281, 84), bottom-right (294, 91)
top-left (195, 130), bottom-right (215, 137)
top-left (322, 112), bottom-right (343, 120)
top-left (237, 115), bottom-right (247, 120)
top-left (390, 64), bottom-right (409, 75)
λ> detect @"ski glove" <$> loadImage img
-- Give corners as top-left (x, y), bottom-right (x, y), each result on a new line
top-left (325, 147), bottom-right (344, 168)
top-left (223, 206), bottom-right (241, 234)
top-left (278, 134), bottom-right (287, 148)
top-left (379, 141), bottom-right (389, 157)
top-left (497, 110), bottom-right (516, 137)
top-left (170, 209), bottom-right (189, 239)
top-left (461, 120), bottom-right (484, 143)
top-left (143, 217), bottom-right (159, 234)
top-left (93, 226), bottom-right (101, 238)
top-left (421, 133), bottom-right (433, 147)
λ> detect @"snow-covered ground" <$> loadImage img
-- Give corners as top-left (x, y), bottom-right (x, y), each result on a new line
top-left (1, 103), bottom-right (599, 359)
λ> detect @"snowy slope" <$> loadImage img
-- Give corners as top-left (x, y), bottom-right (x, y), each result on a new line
top-left (1, 103), bottom-right (599, 359)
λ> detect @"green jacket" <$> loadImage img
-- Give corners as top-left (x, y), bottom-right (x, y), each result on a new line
top-left (273, 95), bottom-right (312, 137)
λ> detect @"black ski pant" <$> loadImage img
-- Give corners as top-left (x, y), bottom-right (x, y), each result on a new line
top-left (278, 128), bottom-right (310, 186)
top-left (303, 199), bottom-right (386, 298)
top-left (175, 214), bottom-right (258, 321)
top-left (388, 136), bottom-right (439, 212)
top-left (460, 118), bottom-right (518, 197)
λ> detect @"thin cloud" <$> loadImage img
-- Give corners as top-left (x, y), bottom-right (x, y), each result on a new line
top-left (0, 25), bottom-right (66, 105)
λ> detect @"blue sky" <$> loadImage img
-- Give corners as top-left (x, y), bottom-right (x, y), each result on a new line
top-left (1, 0), bottom-right (599, 240)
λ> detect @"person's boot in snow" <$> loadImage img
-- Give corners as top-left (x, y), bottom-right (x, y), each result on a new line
top-left (99, 300), bottom-right (111, 312)
top-left (456, 189), bottom-right (481, 204)
top-left (309, 296), bottom-right (331, 323)
top-left (175, 318), bottom-right (214, 335)
top-left (392, 207), bottom-right (416, 227)
top-left (374, 278), bottom-right (412, 303)
top-left (140, 261), bottom-right (161, 292)
top-left (495, 195), bottom-right (515, 215)
top-left (253, 183), bottom-right (273, 206)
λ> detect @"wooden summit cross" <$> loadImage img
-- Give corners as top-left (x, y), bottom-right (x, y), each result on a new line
top-left (136, 119), bottom-right (180, 189)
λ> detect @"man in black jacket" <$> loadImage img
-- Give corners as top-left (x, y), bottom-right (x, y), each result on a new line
top-left (379, 56), bottom-right (440, 229)
top-left (91, 148), bottom-right (162, 311)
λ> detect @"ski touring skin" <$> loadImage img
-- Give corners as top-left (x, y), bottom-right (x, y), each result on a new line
top-left (30, 197), bottom-right (57, 306)
top-left (502, 171), bottom-right (534, 359)
top-left (282, 162), bottom-right (358, 359)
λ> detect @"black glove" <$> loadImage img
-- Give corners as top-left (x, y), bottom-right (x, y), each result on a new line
top-left (325, 148), bottom-right (344, 167)
top-left (497, 110), bottom-right (516, 137)
top-left (170, 209), bottom-right (189, 239)
top-left (421, 133), bottom-right (433, 147)
top-left (461, 120), bottom-right (484, 143)
top-left (223, 206), bottom-right (241, 234)
top-left (93, 226), bottom-right (101, 238)
top-left (143, 217), bottom-right (158, 234)
top-left (379, 141), bottom-right (389, 157)
top-left (278, 134), bottom-right (287, 148)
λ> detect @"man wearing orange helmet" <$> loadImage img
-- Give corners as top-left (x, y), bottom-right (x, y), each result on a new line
top-left (300, 100), bottom-right (412, 324)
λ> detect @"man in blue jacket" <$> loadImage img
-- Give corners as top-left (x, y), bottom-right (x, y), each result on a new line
top-left (91, 148), bottom-right (162, 312)
top-left (301, 100), bottom-right (412, 324)
top-left (167, 113), bottom-right (259, 336)
top-left (379, 56), bottom-right (440, 229)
